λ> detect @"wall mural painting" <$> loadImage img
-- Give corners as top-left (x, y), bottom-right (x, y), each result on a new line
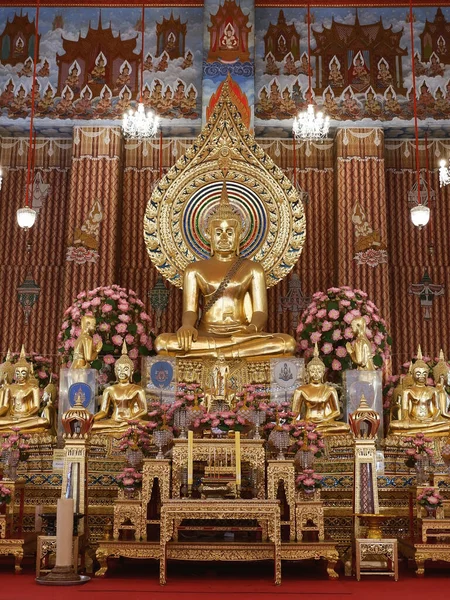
top-left (202, 0), bottom-right (255, 128)
top-left (0, 6), bottom-right (203, 135)
top-left (255, 6), bottom-right (450, 136)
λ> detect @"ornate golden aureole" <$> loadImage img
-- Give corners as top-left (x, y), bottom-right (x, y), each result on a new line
top-left (291, 343), bottom-right (350, 435)
top-left (388, 345), bottom-right (450, 436)
top-left (0, 346), bottom-right (52, 432)
top-left (144, 75), bottom-right (305, 360)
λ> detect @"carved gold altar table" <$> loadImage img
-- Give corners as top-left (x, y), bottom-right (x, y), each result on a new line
top-left (171, 439), bottom-right (266, 499)
top-left (355, 538), bottom-right (398, 581)
top-left (280, 541), bottom-right (339, 578)
top-left (160, 499), bottom-right (281, 585)
top-left (95, 540), bottom-right (161, 576)
top-left (0, 538), bottom-right (24, 573)
top-left (267, 460), bottom-right (296, 541)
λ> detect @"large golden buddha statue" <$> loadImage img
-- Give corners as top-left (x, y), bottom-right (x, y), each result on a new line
top-left (155, 183), bottom-right (296, 359)
top-left (292, 344), bottom-right (350, 435)
top-left (0, 346), bottom-right (52, 432)
top-left (389, 346), bottom-right (450, 436)
top-left (92, 342), bottom-right (148, 434)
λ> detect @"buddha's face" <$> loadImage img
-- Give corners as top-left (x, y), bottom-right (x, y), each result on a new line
top-left (413, 366), bottom-right (428, 385)
top-left (14, 367), bottom-right (29, 384)
top-left (116, 363), bottom-right (132, 382)
top-left (82, 317), bottom-right (96, 334)
top-left (308, 364), bottom-right (325, 383)
top-left (210, 219), bottom-right (240, 255)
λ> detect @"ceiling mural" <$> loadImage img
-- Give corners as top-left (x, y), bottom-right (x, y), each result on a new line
top-left (255, 6), bottom-right (450, 137)
top-left (0, 5), bottom-right (203, 136)
top-left (0, 4), bottom-right (449, 137)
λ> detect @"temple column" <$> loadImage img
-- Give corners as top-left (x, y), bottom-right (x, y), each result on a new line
top-left (61, 126), bottom-right (123, 310)
top-left (334, 127), bottom-right (391, 325)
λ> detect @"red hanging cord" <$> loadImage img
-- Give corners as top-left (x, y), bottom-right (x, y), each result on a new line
top-left (25, 0), bottom-right (40, 208)
top-left (140, 3), bottom-right (145, 103)
top-left (424, 131), bottom-right (434, 250)
top-left (292, 134), bottom-right (297, 185)
top-left (409, 0), bottom-right (421, 207)
top-left (307, 1), bottom-right (312, 103)
top-left (159, 129), bottom-right (163, 179)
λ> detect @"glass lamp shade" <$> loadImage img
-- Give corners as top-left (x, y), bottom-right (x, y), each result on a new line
top-left (16, 206), bottom-right (37, 229)
top-left (122, 102), bottom-right (160, 139)
top-left (410, 204), bottom-right (430, 228)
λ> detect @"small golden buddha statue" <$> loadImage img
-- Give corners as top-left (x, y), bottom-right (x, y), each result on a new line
top-left (0, 346), bottom-right (51, 432)
top-left (92, 342), bottom-right (148, 434)
top-left (292, 343), bottom-right (350, 435)
top-left (389, 346), bottom-right (450, 436)
top-left (433, 349), bottom-right (450, 418)
top-left (346, 316), bottom-right (375, 370)
top-left (155, 182), bottom-right (296, 359)
top-left (205, 353), bottom-right (235, 411)
top-left (0, 349), bottom-right (15, 407)
top-left (71, 315), bottom-right (103, 369)
top-left (41, 376), bottom-right (57, 436)
top-left (390, 366), bottom-right (413, 422)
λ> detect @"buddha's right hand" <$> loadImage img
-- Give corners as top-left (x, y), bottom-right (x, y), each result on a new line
top-left (176, 326), bottom-right (198, 351)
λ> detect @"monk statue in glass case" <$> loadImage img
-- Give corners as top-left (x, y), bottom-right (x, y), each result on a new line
top-left (155, 183), bottom-right (296, 359)
top-left (71, 315), bottom-right (103, 369)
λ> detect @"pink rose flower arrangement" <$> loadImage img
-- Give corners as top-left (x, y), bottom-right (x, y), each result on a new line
top-left (403, 432), bottom-right (435, 468)
top-left (297, 286), bottom-right (391, 380)
top-left (58, 284), bottom-right (153, 384)
top-left (116, 467), bottom-right (143, 490)
top-left (417, 487), bottom-right (443, 509)
top-left (295, 468), bottom-right (323, 494)
top-left (0, 483), bottom-right (12, 505)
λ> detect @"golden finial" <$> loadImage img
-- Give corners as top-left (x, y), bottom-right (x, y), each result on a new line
top-left (413, 345), bottom-right (428, 371)
top-left (206, 181), bottom-right (242, 230)
top-left (307, 342), bottom-right (325, 369)
top-left (15, 345), bottom-right (30, 369)
top-left (115, 340), bottom-right (134, 371)
top-left (433, 349), bottom-right (450, 384)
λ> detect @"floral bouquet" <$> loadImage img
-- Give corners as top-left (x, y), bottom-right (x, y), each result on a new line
top-left (147, 400), bottom-right (176, 432)
top-left (295, 469), bottom-right (324, 494)
top-left (404, 432), bottom-right (434, 469)
top-left (417, 487), bottom-right (443, 510)
top-left (58, 284), bottom-right (153, 385)
top-left (263, 401), bottom-right (297, 438)
top-left (202, 409), bottom-right (248, 433)
top-left (291, 421), bottom-right (325, 459)
top-left (119, 420), bottom-right (153, 457)
top-left (1, 427), bottom-right (31, 461)
top-left (297, 286), bottom-right (391, 380)
top-left (175, 383), bottom-right (205, 407)
top-left (116, 467), bottom-right (143, 490)
top-left (0, 483), bottom-right (11, 505)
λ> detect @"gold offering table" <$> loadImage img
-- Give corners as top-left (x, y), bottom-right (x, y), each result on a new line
top-left (0, 538), bottom-right (24, 573)
top-left (160, 499), bottom-right (281, 585)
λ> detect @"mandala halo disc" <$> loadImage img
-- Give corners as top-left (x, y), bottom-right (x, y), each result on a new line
top-left (143, 78), bottom-right (306, 289)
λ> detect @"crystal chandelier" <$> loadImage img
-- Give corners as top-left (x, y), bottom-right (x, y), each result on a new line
top-left (439, 159), bottom-right (450, 187)
top-left (293, 104), bottom-right (329, 140)
top-left (123, 103), bottom-right (159, 139)
top-left (293, 1), bottom-right (330, 140)
top-left (122, 5), bottom-right (160, 139)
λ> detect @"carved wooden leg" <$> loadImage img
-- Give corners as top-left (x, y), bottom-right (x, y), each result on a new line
top-left (415, 556), bottom-right (425, 577)
top-left (326, 553), bottom-right (339, 579)
top-left (14, 549), bottom-right (23, 574)
top-left (95, 549), bottom-right (108, 577)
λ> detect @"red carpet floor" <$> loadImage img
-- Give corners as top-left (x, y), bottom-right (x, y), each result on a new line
top-left (0, 559), bottom-right (449, 600)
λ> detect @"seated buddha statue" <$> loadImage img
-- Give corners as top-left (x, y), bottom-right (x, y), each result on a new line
top-left (155, 183), bottom-right (296, 359)
top-left (0, 346), bottom-right (51, 432)
top-left (389, 347), bottom-right (450, 436)
top-left (346, 316), bottom-right (375, 370)
top-left (71, 315), bottom-right (103, 369)
top-left (292, 343), bottom-right (350, 435)
top-left (92, 342), bottom-right (148, 434)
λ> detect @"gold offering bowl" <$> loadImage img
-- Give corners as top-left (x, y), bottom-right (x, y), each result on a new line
top-left (356, 514), bottom-right (391, 539)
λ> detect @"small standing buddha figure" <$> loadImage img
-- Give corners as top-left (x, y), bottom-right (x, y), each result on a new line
top-left (292, 343), bottom-right (350, 435)
top-left (71, 315), bottom-right (102, 369)
top-left (389, 346), bottom-right (450, 436)
top-left (0, 346), bottom-right (51, 432)
top-left (92, 342), bottom-right (148, 434)
top-left (346, 316), bottom-right (375, 371)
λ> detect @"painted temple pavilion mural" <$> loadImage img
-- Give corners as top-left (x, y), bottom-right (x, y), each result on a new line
top-left (0, 4), bottom-right (450, 135)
